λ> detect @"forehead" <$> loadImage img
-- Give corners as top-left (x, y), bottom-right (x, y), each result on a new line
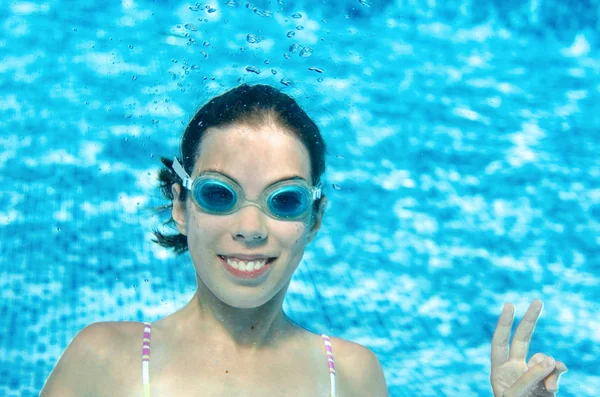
top-left (192, 123), bottom-right (312, 186)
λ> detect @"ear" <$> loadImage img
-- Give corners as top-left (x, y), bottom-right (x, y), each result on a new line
top-left (307, 195), bottom-right (327, 244)
top-left (171, 183), bottom-right (188, 236)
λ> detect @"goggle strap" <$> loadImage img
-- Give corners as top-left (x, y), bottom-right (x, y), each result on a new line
top-left (172, 157), bottom-right (193, 190)
top-left (313, 186), bottom-right (322, 200)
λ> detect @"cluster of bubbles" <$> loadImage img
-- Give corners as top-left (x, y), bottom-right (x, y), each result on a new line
top-left (174, 7), bottom-right (325, 86)
top-left (286, 13), bottom-right (311, 57)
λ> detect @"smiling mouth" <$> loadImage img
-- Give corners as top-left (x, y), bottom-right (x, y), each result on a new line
top-left (218, 255), bottom-right (276, 262)
top-left (218, 255), bottom-right (277, 271)
top-left (217, 255), bottom-right (276, 278)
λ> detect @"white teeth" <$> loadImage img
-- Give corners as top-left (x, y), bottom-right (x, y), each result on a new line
top-left (224, 257), bottom-right (268, 272)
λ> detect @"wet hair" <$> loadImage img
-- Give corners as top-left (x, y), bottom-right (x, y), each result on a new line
top-left (152, 83), bottom-right (327, 254)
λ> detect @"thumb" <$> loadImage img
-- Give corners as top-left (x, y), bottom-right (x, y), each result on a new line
top-left (505, 357), bottom-right (556, 397)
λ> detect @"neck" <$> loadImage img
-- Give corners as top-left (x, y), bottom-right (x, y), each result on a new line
top-left (174, 276), bottom-right (297, 357)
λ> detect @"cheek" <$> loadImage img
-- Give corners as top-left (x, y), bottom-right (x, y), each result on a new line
top-left (286, 223), bottom-right (310, 246)
top-left (186, 210), bottom-right (223, 243)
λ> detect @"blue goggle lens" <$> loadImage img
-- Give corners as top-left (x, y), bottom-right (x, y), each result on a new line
top-left (194, 181), bottom-right (236, 212)
top-left (268, 186), bottom-right (309, 218)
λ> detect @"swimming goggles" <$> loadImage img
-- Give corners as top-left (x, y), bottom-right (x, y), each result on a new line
top-left (171, 157), bottom-right (322, 221)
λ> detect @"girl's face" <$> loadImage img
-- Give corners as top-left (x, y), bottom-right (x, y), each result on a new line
top-left (172, 122), bottom-right (325, 308)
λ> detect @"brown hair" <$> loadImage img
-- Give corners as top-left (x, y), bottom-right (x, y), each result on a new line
top-left (152, 83), bottom-right (327, 254)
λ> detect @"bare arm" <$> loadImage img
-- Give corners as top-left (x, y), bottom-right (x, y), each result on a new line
top-left (39, 323), bottom-right (107, 397)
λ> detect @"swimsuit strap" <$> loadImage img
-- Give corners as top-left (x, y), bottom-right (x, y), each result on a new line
top-left (142, 322), bottom-right (152, 397)
top-left (321, 334), bottom-right (336, 397)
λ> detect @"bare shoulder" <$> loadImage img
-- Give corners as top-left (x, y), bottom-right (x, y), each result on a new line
top-left (39, 322), bottom-right (110, 396)
top-left (60, 321), bottom-right (141, 358)
top-left (326, 335), bottom-right (389, 397)
top-left (40, 321), bottom-right (143, 397)
top-left (82, 321), bottom-right (146, 368)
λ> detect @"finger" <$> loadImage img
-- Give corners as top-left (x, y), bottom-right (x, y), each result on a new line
top-left (509, 299), bottom-right (543, 362)
top-left (545, 361), bottom-right (568, 393)
top-left (491, 302), bottom-right (515, 368)
top-left (505, 357), bottom-right (556, 397)
top-left (526, 353), bottom-right (553, 392)
top-left (527, 352), bottom-right (547, 367)
top-left (556, 360), bottom-right (568, 375)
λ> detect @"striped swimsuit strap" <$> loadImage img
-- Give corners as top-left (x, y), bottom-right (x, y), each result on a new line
top-left (141, 323), bottom-right (336, 397)
top-left (321, 333), bottom-right (337, 397)
top-left (142, 322), bottom-right (151, 397)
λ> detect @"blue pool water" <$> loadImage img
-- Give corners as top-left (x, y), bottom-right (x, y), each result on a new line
top-left (1, 0), bottom-right (599, 396)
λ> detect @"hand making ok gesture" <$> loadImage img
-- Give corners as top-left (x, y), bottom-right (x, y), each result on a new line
top-left (491, 299), bottom-right (568, 396)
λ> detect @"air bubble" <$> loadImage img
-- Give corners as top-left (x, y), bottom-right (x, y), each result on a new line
top-left (292, 13), bottom-right (302, 19)
top-left (247, 34), bottom-right (262, 43)
top-left (254, 8), bottom-right (272, 17)
top-left (289, 43), bottom-right (300, 53)
top-left (296, 25), bottom-right (304, 30)
top-left (280, 78), bottom-right (293, 86)
top-left (271, 69), bottom-right (277, 74)
top-left (184, 23), bottom-right (198, 31)
top-left (332, 184), bottom-right (342, 191)
top-left (246, 66), bottom-right (261, 74)
top-left (286, 31), bottom-right (296, 38)
top-left (308, 67), bottom-right (324, 73)
top-left (299, 46), bottom-right (313, 57)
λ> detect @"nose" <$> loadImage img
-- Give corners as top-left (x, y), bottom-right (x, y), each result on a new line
top-left (232, 203), bottom-right (268, 243)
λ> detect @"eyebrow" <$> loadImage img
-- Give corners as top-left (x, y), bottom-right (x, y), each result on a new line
top-left (200, 168), bottom-right (307, 186)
